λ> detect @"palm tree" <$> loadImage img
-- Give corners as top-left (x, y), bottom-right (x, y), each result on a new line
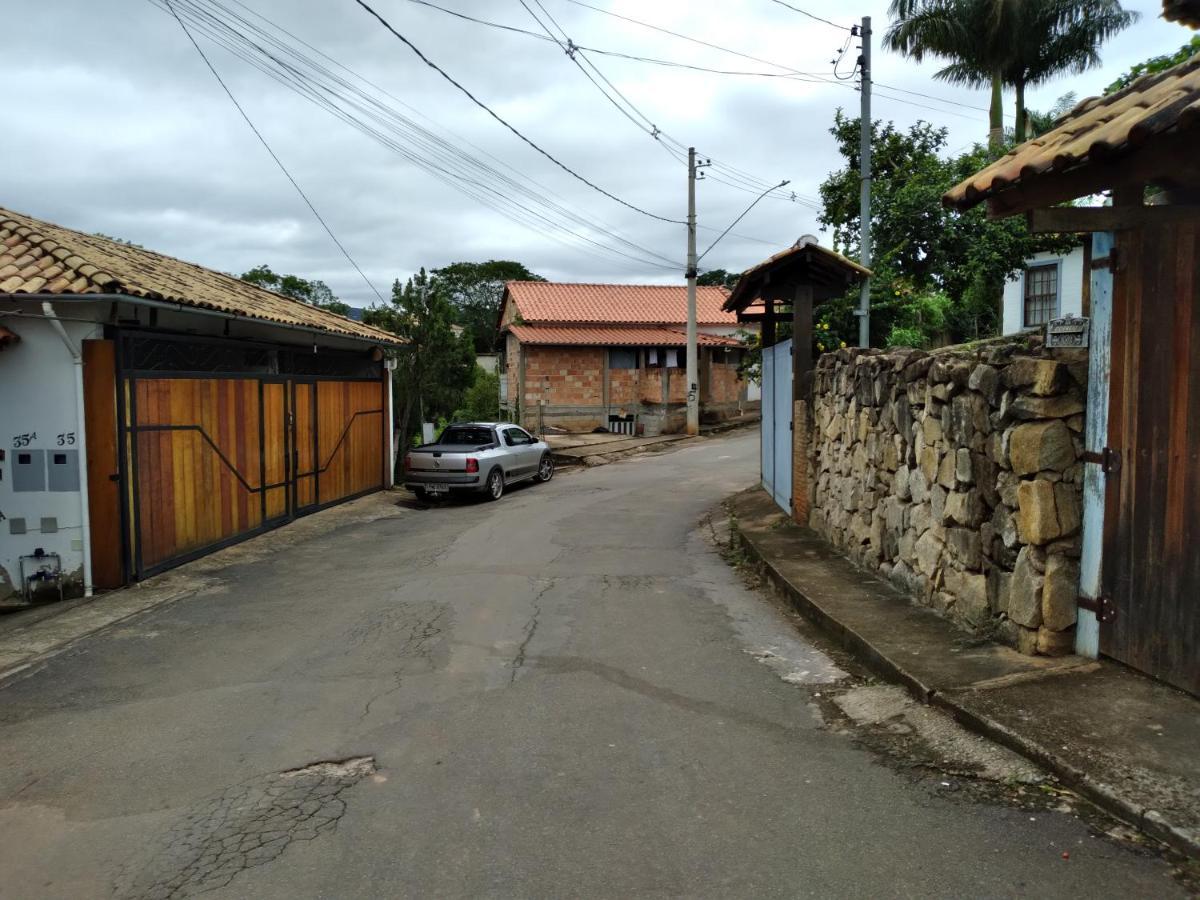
top-left (1004, 0), bottom-right (1138, 140)
top-left (885, 0), bottom-right (1136, 147)
top-left (885, 0), bottom-right (1021, 148)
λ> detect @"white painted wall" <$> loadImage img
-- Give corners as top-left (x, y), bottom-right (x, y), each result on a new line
top-left (1002, 246), bottom-right (1086, 335)
top-left (0, 314), bottom-right (103, 602)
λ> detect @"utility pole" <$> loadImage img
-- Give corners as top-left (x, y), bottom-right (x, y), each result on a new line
top-left (685, 146), bottom-right (699, 436)
top-left (857, 15), bottom-right (872, 348)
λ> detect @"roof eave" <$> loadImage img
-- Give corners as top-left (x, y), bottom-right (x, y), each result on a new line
top-left (1, 290), bottom-right (404, 347)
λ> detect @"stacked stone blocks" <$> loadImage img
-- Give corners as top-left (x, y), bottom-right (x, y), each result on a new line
top-left (808, 338), bottom-right (1088, 656)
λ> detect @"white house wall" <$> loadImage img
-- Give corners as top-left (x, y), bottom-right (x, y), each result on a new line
top-left (0, 314), bottom-right (103, 602)
top-left (1002, 246), bottom-right (1086, 335)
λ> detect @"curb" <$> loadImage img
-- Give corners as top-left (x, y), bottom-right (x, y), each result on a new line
top-left (730, 517), bottom-right (1200, 860)
top-left (0, 585), bottom-right (201, 689)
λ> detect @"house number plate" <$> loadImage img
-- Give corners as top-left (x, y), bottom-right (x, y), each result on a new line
top-left (1045, 315), bottom-right (1090, 349)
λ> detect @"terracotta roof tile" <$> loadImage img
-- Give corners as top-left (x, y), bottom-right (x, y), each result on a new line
top-left (504, 281), bottom-right (735, 325)
top-left (945, 51), bottom-right (1200, 210)
top-left (0, 206), bottom-right (402, 345)
top-left (508, 324), bottom-right (744, 347)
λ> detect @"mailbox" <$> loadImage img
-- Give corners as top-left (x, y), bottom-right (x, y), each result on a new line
top-left (1045, 315), bottom-right (1090, 349)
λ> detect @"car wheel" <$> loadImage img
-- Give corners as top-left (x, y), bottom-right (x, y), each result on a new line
top-left (536, 453), bottom-right (555, 483)
top-left (485, 468), bottom-right (504, 501)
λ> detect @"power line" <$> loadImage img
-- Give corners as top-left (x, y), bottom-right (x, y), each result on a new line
top-left (698, 179), bottom-right (789, 263)
top-left (160, 0), bottom-right (386, 303)
top-left (154, 0), bottom-right (687, 274)
top-left (561, 0), bottom-right (998, 120)
top-left (351, 0), bottom-right (684, 224)
top-left (765, 0), bottom-right (851, 31)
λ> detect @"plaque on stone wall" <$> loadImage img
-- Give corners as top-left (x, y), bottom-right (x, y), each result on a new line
top-left (1045, 315), bottom-right (1090, 349)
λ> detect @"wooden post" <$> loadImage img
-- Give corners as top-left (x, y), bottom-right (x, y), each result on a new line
top-left (762, 297), bottom-right (776, 348)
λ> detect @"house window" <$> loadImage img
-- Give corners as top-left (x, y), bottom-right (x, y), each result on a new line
top-left (1023, 263), bottom-right (1059, 327)
top-left (609, 348), bottom-right (638, 369)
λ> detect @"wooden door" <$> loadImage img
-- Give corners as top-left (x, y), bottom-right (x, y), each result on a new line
top-left (82, 340), bottom-right (124, 588)
top-left (262, 381), bottom-right (289, 523)
top-left (292, 381), bottom-right (318, 514)
top-left (315, 380), bottom-right (385, 507)
top-left (131, 377), bottom-right (264, 574)
top-left (1103, 221), bottom-right (1200, 696)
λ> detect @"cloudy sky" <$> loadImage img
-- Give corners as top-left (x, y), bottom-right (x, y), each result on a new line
top-left (7, 0), bottom-right (1191, 306)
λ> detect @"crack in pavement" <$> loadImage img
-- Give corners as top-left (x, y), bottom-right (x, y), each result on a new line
top-left (113, 757), bottom-right (376, 900)
top-left (510, 578), bottom-right (554, 684)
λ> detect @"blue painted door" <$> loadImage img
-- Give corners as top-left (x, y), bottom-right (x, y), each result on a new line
top-left (760, 339), bottom-right (792, 514)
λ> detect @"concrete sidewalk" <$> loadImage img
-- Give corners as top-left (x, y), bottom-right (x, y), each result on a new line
top-left (728, 486), bottom-right (1200, 859)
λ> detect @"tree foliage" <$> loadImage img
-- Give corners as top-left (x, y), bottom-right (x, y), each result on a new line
top-left (239, 264), bottom-right (351, 316)
top-left (363, 269), bottom-right (475, 464)
top-left (818, 112), bottom-right (1074, 347)
top-left (1105, 35), bottom-right (1200, 94)
top-left (452, 366), bottom-right (501, 423)
top-left (433, 260), bottom-right (544, 354)
top-left (697, 268), bottom-right (741, 289)
top-left (886, 0), bottom-right (1136, 143)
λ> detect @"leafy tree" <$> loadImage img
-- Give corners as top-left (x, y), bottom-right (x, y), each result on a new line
top-left (452, 366), bottom-right (502, 423)
top-left (817, 112), bottom-right (1075, 346)
top-left (433, 260), bottom-right (544, 354)
top-left (1105, 35), bottom-right (1200, 94)
top-left (239, 264), bottom-right (351, 316)
top-left (363, 269), bottom-right (475, 467)
top-left (697, 268), bottom-right (742, 289)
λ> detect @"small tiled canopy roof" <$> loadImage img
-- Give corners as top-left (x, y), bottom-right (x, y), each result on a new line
top-left (1164, 0), bottom-right (1200, 27)
top-left (943, 51), bottom-right (1200, 213)
top-left (507, 325), bottom-right (742, 347)
top-left (724, 239), bottom-right (870, 313)
top-left (504, 281), bottom-right (736, 325)
top-left (0, 206), bottom-right (402, 345)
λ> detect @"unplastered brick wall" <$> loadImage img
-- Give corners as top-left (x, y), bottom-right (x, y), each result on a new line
top-left (522, 346), bottom-right (604, 406)
top-left (808, 337), bottom-right (1088, 656)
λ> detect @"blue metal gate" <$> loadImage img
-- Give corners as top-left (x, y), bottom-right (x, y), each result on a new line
top-left (760, 339), bottom-right (792, 514)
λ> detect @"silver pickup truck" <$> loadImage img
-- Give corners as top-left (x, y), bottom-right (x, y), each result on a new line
top-left (402, 422), bottom-right (554, 501)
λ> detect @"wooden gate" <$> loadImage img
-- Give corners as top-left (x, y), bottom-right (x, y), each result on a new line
top-left (119, 335), bottom-right (386, 579)
top-left (1103, 221), bottom-right (1200, 696)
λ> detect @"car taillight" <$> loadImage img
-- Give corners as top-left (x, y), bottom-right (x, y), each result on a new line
top-left (403, 453), bottom-right (412, 473)
top-left (465, 458), bottom-right (479, 473)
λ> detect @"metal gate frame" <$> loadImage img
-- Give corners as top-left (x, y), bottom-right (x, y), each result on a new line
top-left (114, 331), bottom-right (386, 581)
top-left (760, 339), bottom-right (793, 514)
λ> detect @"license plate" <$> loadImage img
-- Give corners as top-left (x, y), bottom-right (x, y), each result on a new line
top-left (425, 484), bottom-right (449, 494)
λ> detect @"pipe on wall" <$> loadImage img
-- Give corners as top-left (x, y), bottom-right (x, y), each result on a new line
top-left (41, 301), bottom-right (94, 598)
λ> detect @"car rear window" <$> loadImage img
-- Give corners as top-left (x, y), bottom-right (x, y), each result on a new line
top-left (439, 426), bottom-right (494, 445)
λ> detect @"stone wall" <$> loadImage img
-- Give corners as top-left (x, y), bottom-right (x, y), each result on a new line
top-left (808, 337), bottom-right (1088, 656)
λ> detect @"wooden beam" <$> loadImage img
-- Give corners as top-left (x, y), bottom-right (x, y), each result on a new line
top-left (792, 284), bottom-right (813, 399)
top-left (1027, 205), bottom-right (1200, 233)
top-left (762, 297), bottom-right (776, 348)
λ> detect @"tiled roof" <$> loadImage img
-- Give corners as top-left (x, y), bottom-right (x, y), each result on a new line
top-left (1163, 0), bottom-right (1200, 28)
top-left (0, 207), bottom-right (402, 345)
top-left (724, 239), bottom-right (870, 313)
top-left (943, 52), bottom-right (1200, 211)
top-left (504, 281), bottom-right (736, 325)
top-left (508, 324), bottom-right (744, 347)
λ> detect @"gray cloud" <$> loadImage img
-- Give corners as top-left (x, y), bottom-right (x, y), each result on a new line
top-left (5, 0), bottom-right (1188, 305)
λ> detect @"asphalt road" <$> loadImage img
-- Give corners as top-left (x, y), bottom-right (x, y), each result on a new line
top-left (0, 430), bottom-right (1184, 898)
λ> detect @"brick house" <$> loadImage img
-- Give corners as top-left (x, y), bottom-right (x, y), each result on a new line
top-left (498, 282), bottom-right (757, 434)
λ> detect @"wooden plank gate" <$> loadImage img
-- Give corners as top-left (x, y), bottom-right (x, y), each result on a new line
top-left (1103, 221), bottom-right (1200, 696)
top-left (116, 333), bottom-right (386, 579)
